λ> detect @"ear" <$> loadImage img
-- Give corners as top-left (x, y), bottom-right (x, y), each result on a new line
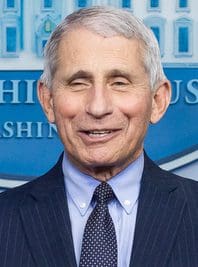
top-left (37, 81), bottom-right (55, 123)
top-left (150, 80), bottom-right (172, 124)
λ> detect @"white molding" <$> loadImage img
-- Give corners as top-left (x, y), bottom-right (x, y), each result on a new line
top-left (160, 150), bottom-right (198, 171)
top-left (0, 178), bottom-right (27, 188)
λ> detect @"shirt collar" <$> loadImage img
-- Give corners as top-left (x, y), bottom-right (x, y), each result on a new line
top-left (63, 154), bottom-right (100, 216)
top-left (63, 153), bottom-right (143, 216)
top-left (108, 153), bottom-right (143, 214)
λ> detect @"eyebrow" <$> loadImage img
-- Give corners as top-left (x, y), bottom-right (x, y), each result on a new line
top-left (106, 69), bottom-right (132, 80)
top-left (66, 70), bottom-right (93, 84)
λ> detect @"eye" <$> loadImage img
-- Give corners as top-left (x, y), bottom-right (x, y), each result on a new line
top-left (69, 79), bottom-right (91, 91)
top-left (110, 77), bottom-right (130, 87)
top-left (108, 76), bottom-right (131, 92)
top-left (70, 79), bottom-right (90, 87)
top-left (70, 79), bottom-right (87, 86)
top-left (113, 81), bottom-right (128, 86)
top-left (71, 82), bottom-right (84, 86)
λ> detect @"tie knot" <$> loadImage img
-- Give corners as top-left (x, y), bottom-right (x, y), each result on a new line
top-left (94, 182), bottom-right (114, 204)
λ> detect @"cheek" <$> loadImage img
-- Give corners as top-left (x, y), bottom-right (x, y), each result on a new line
top-left (117, 97), bottom-right (152, 119)
top-left (53, 96), bottom-right (81, 145)
top-left (116, 97), bottom-right (153, 137)
top-left (53, 94), bottom-right (82, 119)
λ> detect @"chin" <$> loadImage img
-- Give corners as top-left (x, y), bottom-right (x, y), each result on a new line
top-left (85, 158), bottom-right (113, 167)
top-left (81, 154), bottom-right (116, 167)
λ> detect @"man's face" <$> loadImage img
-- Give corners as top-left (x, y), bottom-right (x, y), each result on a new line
top-left (39, 28), bottom-right (169, 177)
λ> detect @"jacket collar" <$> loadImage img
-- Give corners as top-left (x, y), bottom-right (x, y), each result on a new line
top-left (19, 152), bottom-right (187, 267)
top-left (19, 154), bottom-right (77, 267)
top-left (130, 153), bottom-right (187, 266)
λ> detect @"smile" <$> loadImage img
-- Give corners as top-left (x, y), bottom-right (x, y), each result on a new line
top-left (86, 130), bottom-right (113, 137)
top-left (78, 129), bottom-right (121, 144)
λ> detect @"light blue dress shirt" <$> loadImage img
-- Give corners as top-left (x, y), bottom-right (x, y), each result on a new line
top-left (62, 152), bottom-right (143, 267)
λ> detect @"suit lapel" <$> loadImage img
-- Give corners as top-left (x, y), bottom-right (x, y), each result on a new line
top-left (130, 155), bottom-right (187, 267)
top-left (18, 153), bottom-right (187, 267)
top-left (19, 156), bottom-right (77, 267)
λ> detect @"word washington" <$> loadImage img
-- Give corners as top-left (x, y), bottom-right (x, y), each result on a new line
top-left (0, 121), bottom-right (58, 138)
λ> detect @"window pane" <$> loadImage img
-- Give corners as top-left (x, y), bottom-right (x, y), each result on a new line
top-left (44, 0), bottom-right (52, 8)
top-left (42, 40), bottom-right (47, 49)
top-left (122, 0), bottom-right (131, 8)
top-left (151, 26), bottom-right (160, 44)
top-left (6, 0), bottom-right (15, 8)
top-left (150, 0), bottom-right (159, 8)
top-left (78, 0), bottom-right (87, 7)
top-left (6, 27), bottom-right (17, 52)
top-left (179, 27), bottom-right (188, 52)
top-left (44, 20), bottom-right (53, 33)
top-left (179, 0), bottom-right (187, 8)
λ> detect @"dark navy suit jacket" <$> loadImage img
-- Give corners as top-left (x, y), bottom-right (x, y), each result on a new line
top-left (0, 154), bottom-right (198, 267)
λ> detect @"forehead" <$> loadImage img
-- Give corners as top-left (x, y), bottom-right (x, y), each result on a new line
top-left (56, 28), bottom-right (145, 74)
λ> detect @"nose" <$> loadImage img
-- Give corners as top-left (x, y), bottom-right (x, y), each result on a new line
top-left (85, 86), bottom-right (113, 118)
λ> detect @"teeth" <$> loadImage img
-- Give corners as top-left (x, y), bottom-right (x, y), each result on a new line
top-left (88, 130), bottom-right (112, 136)
top-left (90, 130), bottom-right (111, 134)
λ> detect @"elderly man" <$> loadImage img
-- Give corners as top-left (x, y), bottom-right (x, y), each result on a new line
top-left (0, 6), bottom-right (198, 267)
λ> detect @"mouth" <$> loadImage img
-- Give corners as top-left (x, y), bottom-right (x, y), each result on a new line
top-left (84, 130), bottom-right (114, 137)
top-left (78, 129), bottom-right (121, 144)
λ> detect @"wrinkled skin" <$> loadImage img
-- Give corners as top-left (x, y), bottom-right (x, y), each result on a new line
top-left (38, 28), bottom-right (171, 181)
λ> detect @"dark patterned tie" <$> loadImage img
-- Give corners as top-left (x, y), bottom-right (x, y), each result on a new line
top-left (79, 182), bottom-right (117, 267)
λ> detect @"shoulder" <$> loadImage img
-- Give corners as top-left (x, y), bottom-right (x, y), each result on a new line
top-left (144, 153), bottom-right (198, 199)
top-left (0, 153), bottom-right (64, 210)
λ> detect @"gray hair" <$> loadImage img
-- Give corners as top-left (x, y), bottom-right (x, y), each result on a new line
top-left (41, 6), bottom-right (166, 90)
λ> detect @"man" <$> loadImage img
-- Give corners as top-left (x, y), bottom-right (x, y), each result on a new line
top-left (0, 6), bottom-right (198, 267)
